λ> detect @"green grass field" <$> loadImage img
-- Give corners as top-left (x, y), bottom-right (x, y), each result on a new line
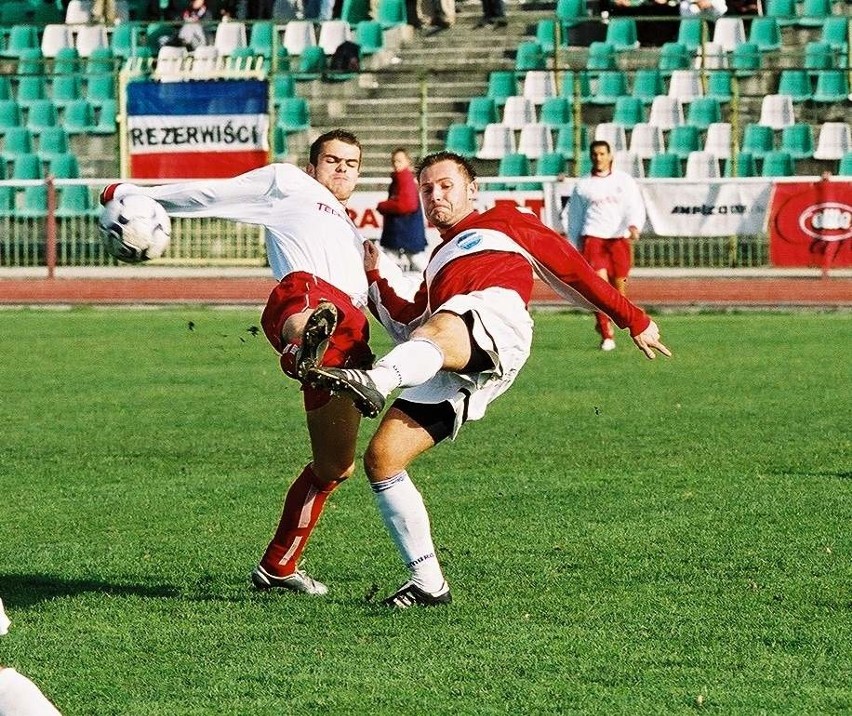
top-left (0, 309), bottom-right (849, 715)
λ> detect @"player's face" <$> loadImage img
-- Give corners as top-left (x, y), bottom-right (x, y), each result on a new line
top-left (418, 160), bottom-right (477, 231)
top-left (308, 139), bottom-right (361, 203)
top-left (590, 145), bottom-right (613, 174)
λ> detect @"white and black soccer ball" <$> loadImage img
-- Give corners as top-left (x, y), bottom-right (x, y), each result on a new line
top-left (99, 193), bottom-right (171, 264)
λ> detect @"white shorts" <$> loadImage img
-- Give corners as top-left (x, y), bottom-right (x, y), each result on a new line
top-left (398, 287), bottom-right (534, 439)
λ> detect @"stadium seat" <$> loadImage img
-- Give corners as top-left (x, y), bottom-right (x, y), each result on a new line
top-left (75, 24), bottom-right (108, 58)
top-left (667, 124), bottom-right (701, 159)
top-left (86, 74), bottom-right (116, 109)
top-left (91, 98), bottom-right (117, 135)
top-left (685, 150), bottom-right (720, 179)
top-left (56, 185), bottom-right (96, 218)
top-left (271, 73), bottom-right (296, 106)
top-left (466, 96), bottom-right (500, 131)
top-left (703, 122), bottom-right (733, 159)
top-left (36, 125), bottom-right (70, 160)
top-left (748, 17), bottom-right (782, 52)
top-left (51, 75), bottom-right (83, 109)
top-left (487, 71), bottom-right (518, 108)
top-left (355, 21), bottom-right (384, 56)
top-left (276, 97), bottom-right (311, 133)
top-left (376, 0), bottom-right (407, 29)
top-left (765, 0), bottom-right (798, 27)
top-left (657, 42), bottom-right (690, 74)
top-left (629, 122), bottom-right (665, 159)
top-left (53, 46), bottom-right (81, 75)
top-left (340, 0), bottom-right (371, 25)
top-left (249, 21), bottom-right (275, 59)
top-left (15, 47), bottom-right (44, 76)
top-left (813, 122), bottom-right (851, 160)
top-left (589, 72), bottom-right (628, 105)
top-left (668, 70), bottom-right (703, 102)
top-left (272, 124), bottom-right (289, 159)
top-left (677, 18), bottom-right (703, 53)
top-left (536, 151), bottom-right (566, 176)
top-left (593, 122), bottom-right (627, 151)
top-left (283, 21), bottom-right (316, 56)
top-left (647, 152), bottom-right (683, 178)
top-left (523, 71), bottom-right (557, 105)
top-left (17, 184), bottom-right (48, 218)
top-left (494, 153), bottom-right (538, 191)
top-left (515, 41), bottom-right (546, 73)
top-left (0, 77), bottom-right (11, 102)
top-left (477, 123), bottom-right (515, 160)
top-left (0, 1), bottom-right (31, 24)
top-left (48, 152), bottom-right (80, 178)
top-left (214, 22), bottom-right (248, 56)
top-left (798, 0), bottom-right (836, 28)
top-left (2, 126), bottom-right (33, 157)
top-left (761, 150), bottom-right (795, 177)
top-left (292, 46), bottom-right (326, 81)
top-left (706, 70), bottom-right (733, 102)
top-left (741, 123), bottom-right (775, 158)
top-left (648, 96), bottom-right (684, 130)
top-left (188, 45), bottom-right (218, 75)
top-left (62, 98), bottom-right (97, 134)
top-left (812, 70), bottom-right (849, 103)
top-left (804, 40), bottom-right (837, 71)
top-left (820, 16), bottom-right (849, 52)
top-left (110, 22), bottom-right (142, 60)
top-left (65, 0), bottom-right (92, 24)
top-left (85, 46), bottom-right (115, 75)
top-left (687, 97), bottom-right (722, 130)
top-left (16, 76), bottom-right (47, 108)
top-left (535, 19), bottom-right (561, 56)
top-left (780, 123), bottom-right (816, 159)
top-left (758, 94), bottom-right (795, 130)
top-left (605, 18), bottom-right (639, 51)
top-left (1, 24), bottom-right (39, 59)
top-left (731, 42), bottom-right (761, 76)
top-left (712, 17), bottom-right (746, 52)
top-left (632, 68), bottom-right (665, 104)
top-left (555, 0), bottom-right (588, 30)
top-left (154, 45), bottom-right (187, 81)
top-left (501, 96), bottom-right (536, 130)
top-left (0, 100), bottom-right (22, 133)
top-left (27, 99), bottom-right (58, 133)
top-left (11, 152), bottom-right (42, 180)
top-left (40, 24), bottom-right (73, 58)
top-left (539, 97), bottom-right (572, 127)
top-left (838, 152), bottom-right (852, 176)
top-left (318, 20), bottom-right (352, 55)
top-left (444, 123), bottom-right (477, 156)
top-left (724, 146), bottom-right (759, 175)
top-left (585, 41), bottom-right (616, 72)
top-left (613, 150), bottom-right (644, 178)
top-left (777, 70), bottom-right (814, 102)
top-left (560, 71), bottom-right (591, 102)
top-left (554, 123), bottom-right (589, 157)
top-left (612, 96), bottom-right (645, 129)
top-left (0, 186), bottom-right (14, 217)
top-left (518, 123), bottom-right (553, 159)
top-left (693, 43), bottom-right (727, 71)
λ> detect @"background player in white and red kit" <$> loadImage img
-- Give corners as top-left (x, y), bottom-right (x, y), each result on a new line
top-left (565, 140), bottom-right (646, 351)
top-left (307, 151), bottom-right (671, 607)
top-left (101, 130), bottom-right (405, 596)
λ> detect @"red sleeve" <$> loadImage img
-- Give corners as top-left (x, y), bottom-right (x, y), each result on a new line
top-left (502, 210), bottom-right (650, 336)
top-left (366, 268), bottom-right (430, 325)
top-left (376, 169), bottom-right (420, 215)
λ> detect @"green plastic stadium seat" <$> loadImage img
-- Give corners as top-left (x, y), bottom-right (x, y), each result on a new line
top-left (647, 152), bottom-right (683, 178)
top-left (47, 152), bottom-right (79, 178)
top-left (12, 152), bottom-right (42, 180)
top-left (0, 186), bottom-right (14, 216)
top-left (605, 18), bottom-right (638, 51)
top-left (276, 97), bottom-right (311, 133)
top-left (486, 71), bottom-right (517, 108)
top-left (36, 125), bottom-right (70, 160)
top-left (0, 2), bottom-right (32, 25)
top-left (340, 0), bottom-right (371, 25)
top-left (731, 42), bottom-right (761, 76)
top-left (52, 46), bottom-right (80, 75)
top-left (16, 76), bottom-right (47, 107)
top-left (85, 47), bottom-right (115, 76)
top-left (780, 123), bottom-right (816, 159)
top-left (536, 152), bottom-right (566, 176)
top-left (658, 42), bottom-right (690, 74)
top-left (494, 153), bottom-right (537, 191)
top-left (556, 0), bottom-right (588, 29)
top-left (554, 123), bottom-right (589, 157)
top-left (15, 47), bottom-right (44, 75)
top-left (812, 70), bottom-right (849, 103)
top-left (51, 75), bottom-right (83, 109)
top-left (110, 22), bottom-right (143, 60)
top-left (1, 25), bottom-right (39, 60)
top-left (742, 124), bottom-right (775, 158)
top-left (86, 74), bottom-right (116, 109)
top-left (355, 21), bottom-right (384, 56)
top-left (724, 151), bottom-right (757, 177)
top-left (17, 184), bottom-right (47, 218)
top-left (56, 184), bottom-right (96, 218)
top-left (273, 124), bottom-right (289, 159)
top-left (585, 42), bottom-right (616, 72)
top-left (62, 98), bottom-right (97, 134)
top-left (677, 18), bottom-right (704, 53)
top-left (560, 71), bottom-right (591, 102)
top-left (249, 21), bottom-right (275, 59)
top-left (444, 123), bottom-right (478, 157)
top-left (838, 152), bottom-right (852, 176)
top-left (376, 0), bottom-right (407, 29)
top-left (767, 0), bottom-right (798, 26)
top-left (535, 19), bottom-right (561, 56)
top-left (293, 46), bottom-right (326, 81)
top-left (0, 77), bottom-right (12, 102)
top-left (761, 150), bottom-right (795, 177)
top-left (686, 97), bottom-right (722, 130)
top-left (748, 17), bottom-right (782, 52)
top-left (515, 41), bottom-right (546, 73)
top-left (798, 0), bottom-right (836, 28)
top-left (589, 72), bottom-right (628, 105)
top-left (3, 126), bottom-right (33, 157)
top-left (540, 97), bottom-right (572, 127)
top-left (804, 40), bottom-right (837, 71)
top-left (272, 74), bottom-right (295, 106)
top-left (667, 125), bottom-right (702, 159)
top-left (0, 99), bottom-right (22, 133)
top-left (706, 70), bottom-right (733, 102)
top-left (26, 99), bottom-right (58, 133)
top-left (466, 96), bottom-right (500, 131)
top-left (777, 70), bottom-right (814, 102)
top-left (612, 96), bottom-right (645, 129)
top-left (632, 68), bottom-right (665, 104)
top-left (820, 16), bottom-right (849, 52)
top-left (91, 98), bottom-right (118, 135)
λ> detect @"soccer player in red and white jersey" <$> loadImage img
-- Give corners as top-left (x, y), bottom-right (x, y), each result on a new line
top-left (306, 151), bottom-right (671, 607)
top-left (101, 130), bottom-right (405, 597)
top-left (566, 140), bottom-right (646, 351)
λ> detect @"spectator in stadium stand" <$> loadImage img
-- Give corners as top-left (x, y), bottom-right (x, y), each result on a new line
top-left (679, 0), bottom-right (726, 21)
top-left (178, 0), bottom-right (210, 49)
top-left (305, 151), bottom-right (671, 608)
top-left (246, 0), bottom-right (275, 18)
top-left (92, 0), bottom-right (118, 24)
top-left (602, 0), bottom-right (680, 46)
top-left (475, 0), bottom-right (507, 28)
top-left (418, 0), bottom-right (455, 32)
top-left (377, 148), bottom-right (429, 272)
top-left (100, 130), bottom-right (410, 598)
top-left (563, 140), bottom-right (646, 352)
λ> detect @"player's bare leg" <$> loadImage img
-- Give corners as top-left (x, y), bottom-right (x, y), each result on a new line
top-left (364, 409), bottom-right (452, 608)
top-left (279, 302), bottom-right (339, 379)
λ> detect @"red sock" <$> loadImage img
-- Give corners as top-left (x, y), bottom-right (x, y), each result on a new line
top-left (260, 464), bottom-right (340, 576)
top-left (595, 312), bottom-right (613, 340)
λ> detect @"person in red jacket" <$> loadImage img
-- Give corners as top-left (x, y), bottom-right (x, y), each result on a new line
top-left (306, 151), bottom-right (671, 608)
top-left (377, 148), bottom-right (428, 272)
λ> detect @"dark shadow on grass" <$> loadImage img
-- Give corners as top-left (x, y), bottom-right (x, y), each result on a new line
top-left (772, 469), bottom-right (851, 480)
top-left (0, 573), bottom-right (180, 609)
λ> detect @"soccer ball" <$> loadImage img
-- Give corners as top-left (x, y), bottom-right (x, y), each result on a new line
top-left (99, 193), bottom-right (171, 263)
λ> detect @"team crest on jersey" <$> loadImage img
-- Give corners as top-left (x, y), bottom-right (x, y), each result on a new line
top-left (457, 233), bottom-right (482, 250)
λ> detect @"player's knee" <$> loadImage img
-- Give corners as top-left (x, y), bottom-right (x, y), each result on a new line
top-left (312, 458), bottom-right (355, 485)
top-left (363, 440), bottom-right (399, 480)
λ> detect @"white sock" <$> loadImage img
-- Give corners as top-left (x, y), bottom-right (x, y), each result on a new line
top-left (371, 471), bottom-right (446, 594)
top-left (0, 669), bottom-right (62, 716)
top-left (368, 338), bottom-right (445, 396)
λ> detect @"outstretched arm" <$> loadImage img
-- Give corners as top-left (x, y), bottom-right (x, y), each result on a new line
top-left (631, 320), bottom-right (671, 359)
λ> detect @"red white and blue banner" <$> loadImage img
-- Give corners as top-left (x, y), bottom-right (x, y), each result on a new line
top-left (126, 80), bottom-right (269, 179)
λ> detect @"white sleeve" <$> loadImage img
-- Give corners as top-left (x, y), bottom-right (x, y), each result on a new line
top-left (626, 175), bottom-right (646, 230)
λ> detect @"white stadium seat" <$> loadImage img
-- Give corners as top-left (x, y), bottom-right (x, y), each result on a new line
top-left (477, 123), bottom-right (516, 159)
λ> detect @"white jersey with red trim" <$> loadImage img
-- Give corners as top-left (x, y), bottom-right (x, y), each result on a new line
top-left (565, 169), bottom-right (646, 244)
top-left (106, 163), bottom-right (373, 307)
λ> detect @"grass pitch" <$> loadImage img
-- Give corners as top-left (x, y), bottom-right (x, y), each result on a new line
top-left (0, 309), bottom-right (849, 715)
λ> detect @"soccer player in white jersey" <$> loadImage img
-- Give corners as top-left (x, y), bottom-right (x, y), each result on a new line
top-left (565, 140), bottom-right (647, 351)
top-left (305, 151), bottom-right (671, 607)
top-left (101, 130), bottom-right (400, 596)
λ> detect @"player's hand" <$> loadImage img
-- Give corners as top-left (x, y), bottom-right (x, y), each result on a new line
top-left (632, 320), bottom-right (672, 360)
top-left (363, 239), bottom-right (380, 272)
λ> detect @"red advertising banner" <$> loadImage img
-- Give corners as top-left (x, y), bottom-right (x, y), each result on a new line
top-left (769, 179), bottom-right (852, 268)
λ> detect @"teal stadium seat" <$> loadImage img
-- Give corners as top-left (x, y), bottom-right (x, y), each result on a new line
top-left (276, 97), bottom-right (311, 133)
top-left (466, 97), bottom-right (499, 131)
top-left (765, 0), bottom-right (798, 27)
top-left (52, 46), bottom-right (80, 75)
top-left (91, 98), bottom-right (118, 135)
top-left (761, 150), bottom-right (795, 177)
top-left (748, 17), bottom-right (782, 52)
top-left (589, 71), bottom-right (628, 105)
top-left (657, 42), bottom-right (690, 74)
top-left (376, 0), bottom-right (407, 29)
top-left (632, 68), bottom-right (665, 104)
top-left (86, 74), bottom-right (116, 109)
top-left (273, 125), bottom-right (289, 159)
top-left (605, 18), bottom-right (638, 51)
top-left (804, 40), bottom-right (836, 71)
top-left (539, 97), bottom-right (572, 126)
top-left (812, 69), bottom-right (849, 103)
top-left (272, 74), bottom-right (296, 108)
top-left (56, 185), bottom-right (96, 218)
top-left (706, 70), bottom-right (733, 102)
top-left (85, 47), bottom-right (115, 75)
top-left (742, 124), bottom-right (775, 158)
top-left (1, 25), bottom-right (39, 60)
top-left (62, 98), bottom-right (97, 134)
top-left (777, 69), bottom-right (813, 102)
top-left (724, 152), bottom-right (758, 177)
top-left (15, 47), bottom-right (44, 76)
top-left (16, 76), bottom-right (47, 107)
top-left (26, 99), bottom-right (58, 133)
top-left (648, 152), bottom-right (683, 178)
top-left (677, 18), bottom-right (703, 53)
top-left (2, 126), bottom-right (33, 157)
top-left (293, 46), bottom-right (326, 81)
top-left (51, 75), bottom-right (82, 109)
top-left (780, 123), bottom-right (815, 159)
top-left (0, 100), bottom-right (22, 133)
top-left (340, 0), bottom-right (371, 25)
top-left (798, 0), bottom-right (836, 28)
top-left (820, 16), bottom-right (849, 52)
top-left (355, 21), bottom-right (384, 56)
top-left (110, 22), bottom-right (142, 60)
top-left (515, 41), bottom-right (546, 73)
top-left (0, 2), bottom-right (32, 24)
top-left (686, 97), bottom-right (722, 129)
top-left (612, 96), bottom-right (645, 129)
top-left (536, 152), bottom-right (566, 176)
top-left (556, 0), bottom-right (588, 30)
top-left (486, 71), bottom-right (517, 108)
top-left (444, 123), bottom-right (477, 157)
top-left (667, 125), bottom-right (701, 159)
top-left (535, 19), bottom-right (561, 56)
top-left (838, 152), bottom-right (852, 176)
top-left (731, 42), bottom-right (761, 76)
top-left (0, 186), bottom-right (14, 216)
top-left (0, 77), bottom-right (11, 101)
top-left (495, 153), bottom-right (537, 191)
top-left (36, 125), bottom-right (70, 160)
top-left (12, 152), bottom-right (42, 180)
top-left (249, 22), bottom-right (275, 59)
top-left (48, 152), bottom-right (79, 178)
top-left (17, 184), bottom-right (48, 219)
top-left (585, 41), bottom-right (616, 72)
top-left (554, 123), bottom-right (589, 157)
top-left (560, 71), bottom-right (591, 102)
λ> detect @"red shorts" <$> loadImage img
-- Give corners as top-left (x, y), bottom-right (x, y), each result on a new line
top-left (261, 272), bottom-right (373, 411)
top-left (582, 237), bottom-right (632, 279)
